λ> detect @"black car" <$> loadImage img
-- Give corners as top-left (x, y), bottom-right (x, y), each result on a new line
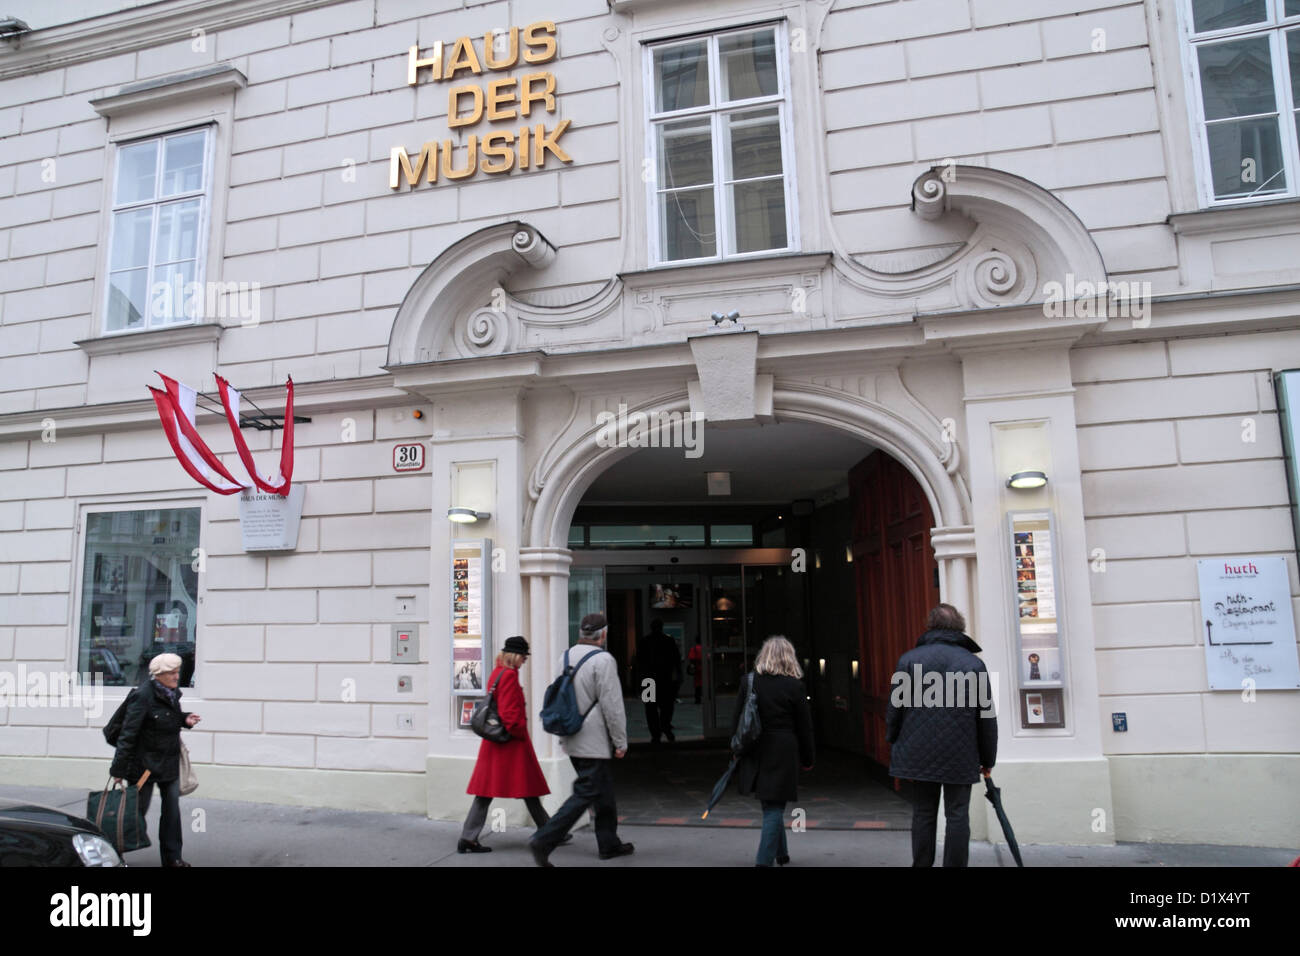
top-left (0, 800), bottom-right (124, 866)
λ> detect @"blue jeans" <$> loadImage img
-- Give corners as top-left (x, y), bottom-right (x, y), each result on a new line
top-left (756, 800), bottom-right (788, 866)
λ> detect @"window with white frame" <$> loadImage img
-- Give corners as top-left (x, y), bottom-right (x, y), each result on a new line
top-left (105, 127), bottom-right (211, 333)
top-left (1184, 0), bottom-right (1300, 203)
top-left (646, 24), bottom-right (796, 264)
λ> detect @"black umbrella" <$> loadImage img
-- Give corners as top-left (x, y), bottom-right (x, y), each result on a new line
top-left (702, 755), bottom-right (740, 820)
top-left (983, 773), bottom-right (1025, 867)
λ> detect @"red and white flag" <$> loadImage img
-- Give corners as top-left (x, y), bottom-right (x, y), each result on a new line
top-left (215, 374), bottom-right (295, 496)
top-left (149, 373), bottom-right (294, 496)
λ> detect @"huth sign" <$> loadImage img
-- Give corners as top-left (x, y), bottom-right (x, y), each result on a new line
top-left (391, 21), bottom-right (572, 188)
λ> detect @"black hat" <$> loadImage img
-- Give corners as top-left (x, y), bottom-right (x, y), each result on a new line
top-left (503, 635), bottom-right (530, 657)
top-left (579, 612), bottom-right (607, 636)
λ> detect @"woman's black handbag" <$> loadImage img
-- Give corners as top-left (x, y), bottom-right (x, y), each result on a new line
top-left (730, 672), bottom-right (762, 755)
top-left (470, 672), bottom-right (513, 743)
top-left (87, 774), bottom-right (151, 853)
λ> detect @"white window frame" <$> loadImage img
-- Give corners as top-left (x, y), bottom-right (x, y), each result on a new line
top-left (643, 21), bottom-right (800, 266)
top-left (71, 498), bottom-right (208, 698)
top-left (102, 125), bottom-right (214, 335)
top-left (1180, 0), bottom-right (1300, 206)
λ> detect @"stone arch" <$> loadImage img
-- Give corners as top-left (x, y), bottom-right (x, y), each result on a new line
top-left (526, 385), bottom-right (971, 554)
top-left (386, 220), bottom-right (556, 366)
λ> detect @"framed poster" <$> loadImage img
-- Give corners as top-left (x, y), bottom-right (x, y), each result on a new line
top-left (451, 538), bottom-right (491, 697)
top-left (1008, 510), bottom-right (1067, 729)
top-left (457, 698), bottom-right (477, 729)
top-left (1197, 556), bottom-right (1300, 690)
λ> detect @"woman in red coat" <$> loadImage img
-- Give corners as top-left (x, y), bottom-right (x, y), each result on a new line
top-left (459, 635), bottom-right (553, 853)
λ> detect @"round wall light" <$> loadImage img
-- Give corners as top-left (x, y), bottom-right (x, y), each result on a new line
top-left (1006, 471), bottom-right (1048, 490)
top-left (447, 507), bottom-right (490, 523)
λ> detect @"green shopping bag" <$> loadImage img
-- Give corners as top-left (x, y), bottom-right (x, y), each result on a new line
top-left (86, 773), bottom-right (151, 853)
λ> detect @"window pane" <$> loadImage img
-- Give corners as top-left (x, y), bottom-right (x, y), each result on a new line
top-left (731, 178), bottom-right (788, 253)
top-left (110, 208), bottom-right (153, 270)
top-left (1289, 29), bottom-right (1300, 101)
top-left (725, 108), bottom-right (783, 180)
top-left (78, 508), bottom-right (201, 689)
top-left (588, 524), bottom-right (706, 547)
top-left (151, 261), bottom-right (198, 325)
top-left (1198, 36), bottom-right (1276, 120)
top-left (155, 199), bottom-right (201, 264)
top-left (1289, 0), bottom-right (1300, 16)
top-left (1206, 116), bottom-right (1286, 197)
top-left (655, 40), bottom-right (710, 112)
top-left (710, 524), bottom-right (754, 546)
top-left (660, 186), bottom-right (716, 260)
top-left (658, 117), bottom-right (713, 188)
top-left (567, 525), bottom-right (585, 548)
top-left (720, 29), bottom-right (777, 102)
top-left (106, 269), bottom-right (149, 332)
top-left (161, 130), bottom-right (206, 196)
top-left (1191, 0), bottom-right (1267, 33)
top-left (115, 140), bottom-right (157, 205)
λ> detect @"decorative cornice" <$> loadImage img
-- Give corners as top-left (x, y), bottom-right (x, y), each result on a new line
top-left (90, 64), bottom-right (247, 118)
top-left (1168, 198), bottom-right (1300, 236)
top-left (0, 0), bottom-right (347, 80)
top-left (930, 526), bottom-right (977, 560)
top-left (76, 322), bottom-right (222, 357)
top-left (0, 374), bottom-right (404, 440)
top-left (387, 222), bottom-right (559, 366)
top-left (617, 251), bottom-right (833, 289)
top-left (518, 547), bottom-right (574, 577)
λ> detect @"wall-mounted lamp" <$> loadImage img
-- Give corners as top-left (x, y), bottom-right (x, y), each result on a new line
top-left (818, 658), bottom-right (826, 676)
top-left (706, 471), bottom-right (731, 496)
top-left (447, 507), bottom-right (490, 524)
top-left (1006, 470), bottom-right (1048, 490)
top-left (845, 544), bottom-right (853, 563)
top-left (851, 659), bottom-right (859, 679)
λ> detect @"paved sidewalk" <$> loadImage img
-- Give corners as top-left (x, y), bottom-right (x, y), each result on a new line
top-left (4, 784), bottom-right (1294, 867)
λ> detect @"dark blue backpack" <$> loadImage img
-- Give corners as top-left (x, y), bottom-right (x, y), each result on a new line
top-left (540, 647), bottom-right (604, 736)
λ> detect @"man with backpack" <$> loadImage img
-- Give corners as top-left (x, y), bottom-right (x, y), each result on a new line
top-left (529, 612), bottom-right (632, 866)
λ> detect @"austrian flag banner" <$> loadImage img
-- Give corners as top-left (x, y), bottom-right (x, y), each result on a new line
top-left (148, 372), bottom-right (295, 496)
top-left (215, 374), bottom-right (295, 496)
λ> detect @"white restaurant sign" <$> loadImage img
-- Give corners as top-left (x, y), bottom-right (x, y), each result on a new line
top-left (1196, 556), bottom-right (1300, 690)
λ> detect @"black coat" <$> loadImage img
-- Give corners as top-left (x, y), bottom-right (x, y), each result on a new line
top-left (109, 679), bottom-right (191, 783)
top-left (886, 628), bottom-right (998, 784)
top-left (735, 673), bottom-right (815, 803)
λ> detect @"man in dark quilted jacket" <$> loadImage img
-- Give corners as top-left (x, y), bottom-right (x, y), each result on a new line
top-left (886, 603), bottom-right (997, 867)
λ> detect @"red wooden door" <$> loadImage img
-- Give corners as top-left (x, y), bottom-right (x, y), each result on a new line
top-left (850, 451), bottom-right (940, 766)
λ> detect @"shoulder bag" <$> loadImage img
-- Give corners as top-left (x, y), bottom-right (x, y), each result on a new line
top-left (730, 671), bottom-right (763, 756)
top-left (470, 670), bottom-right (514, 744)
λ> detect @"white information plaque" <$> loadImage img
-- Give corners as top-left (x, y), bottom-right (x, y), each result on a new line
top-left (1198, 556), bottom-right (1300, 690)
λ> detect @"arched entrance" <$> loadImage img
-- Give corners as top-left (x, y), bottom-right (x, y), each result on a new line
top-left (519, 388), bottom-right (975, 821)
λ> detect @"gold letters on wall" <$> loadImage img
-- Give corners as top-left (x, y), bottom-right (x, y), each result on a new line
top-left (390, 21), bottom-right (573, 189)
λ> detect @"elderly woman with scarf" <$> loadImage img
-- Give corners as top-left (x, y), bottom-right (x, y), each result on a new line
top-left (109, 652), bottom-right (201, 867)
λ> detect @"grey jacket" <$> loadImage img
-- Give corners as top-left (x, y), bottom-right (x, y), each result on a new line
top-left (557, 643), bottom-right (628, 759)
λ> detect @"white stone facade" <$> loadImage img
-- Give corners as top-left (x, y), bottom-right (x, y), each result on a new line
top-left (1, 0), bottom-right (1298, 847)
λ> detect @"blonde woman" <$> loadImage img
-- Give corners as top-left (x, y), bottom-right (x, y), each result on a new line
top-left (733, 636), bottom-right (814, 867)
top-left (459, 636), bottom-right (553, 853)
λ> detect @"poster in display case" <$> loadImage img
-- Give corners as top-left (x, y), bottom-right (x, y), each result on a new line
top-left (450, 538), bottom-right (491, 697)
top-left (1009, 511), bottom-right (1066, 729)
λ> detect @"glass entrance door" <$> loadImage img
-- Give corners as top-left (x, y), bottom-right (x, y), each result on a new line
top-left (703, 563), bottom-right (807, 737)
